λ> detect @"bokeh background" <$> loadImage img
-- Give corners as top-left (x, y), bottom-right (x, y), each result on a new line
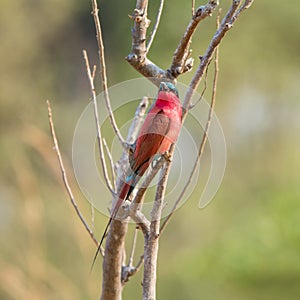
top-left (1, 0), bottom-right (300, 299)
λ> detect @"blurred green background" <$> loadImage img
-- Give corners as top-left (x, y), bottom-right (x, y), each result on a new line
top-left (1, 0), bottom-right (300, 299)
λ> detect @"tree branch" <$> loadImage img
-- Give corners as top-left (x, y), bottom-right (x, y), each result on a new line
top-left (143, 160), bottom-right (172, 300)
top-left (83, 50), bottom-right (115, 195)
top-left (126, 0), bottom-right (174, 85)
top-left (122, 200), bottom-right (151, 237)
top-left (146, 0), bottom-right (164, 53)
top-left (129, 227), bottom-right (139, 267)
top-left (192, 0), bottom-right (195, 15)
top-left (91, 0), bottom-right (126, 148)
top-left (169, 0), bottom-right (219, 77)
top-left (47, 100), bottom-right (103, 255)
top-left (121, 227), bottom-right (138, 284)
top-left (103, 138), bottom-right (116, 191)
top-left (101, 218), bottom-right (128, 300)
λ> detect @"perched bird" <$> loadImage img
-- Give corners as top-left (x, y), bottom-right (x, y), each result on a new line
top-left (92, 82), bottom-right (182, 268)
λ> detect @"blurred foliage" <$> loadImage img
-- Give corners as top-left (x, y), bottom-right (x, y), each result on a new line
top-left (1, 0), bottom-right (300, 299)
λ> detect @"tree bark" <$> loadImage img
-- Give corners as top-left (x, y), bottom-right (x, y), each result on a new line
top-left (101, 219), bottom-right (128, 300)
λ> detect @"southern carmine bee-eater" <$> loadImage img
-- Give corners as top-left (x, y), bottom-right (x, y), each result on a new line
top-left (92, 82), bottom-right (182, 267)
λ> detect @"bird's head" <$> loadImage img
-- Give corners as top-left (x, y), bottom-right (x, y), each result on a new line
top-left (159, 82), bottom-right (179, 98)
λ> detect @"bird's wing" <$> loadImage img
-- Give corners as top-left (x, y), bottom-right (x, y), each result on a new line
top-left (130, 109), bottom-right (171, 176)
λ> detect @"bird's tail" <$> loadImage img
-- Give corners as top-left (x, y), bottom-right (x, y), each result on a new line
top-left (90, 177), bottom-right (134, 271)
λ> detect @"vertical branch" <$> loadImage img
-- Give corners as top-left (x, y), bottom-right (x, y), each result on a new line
top-left (103, 138), bottom-right (116, 191)
top-left (91, 0), bottom-right (126, 147)
top-left (101, 219), bottom-right (128, 300)
top-left (82, 50), bottom-right (115, 195)
top-left (47, 101), bottom-right (102, 253)
top-left (146, 0), bottom-right (164, 53)
top-left (143, 158), bottom-right (172, 300)
top-left (128, 227), bottom-right (139, 267)
top-left (192, 0), bottom-right (195, 15)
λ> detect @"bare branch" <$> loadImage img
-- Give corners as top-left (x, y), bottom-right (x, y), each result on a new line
top-left (91, 64), bottom-right (96, 81)
top-left (126, 96), bottom-right (149, 144)
top-left (126, 0), bottom-right (174, 85)
top-left (130, 210), bottom-right (151, 236)
top-left (122, 200), bottom-right (151, 236)
top-left (135, 254), bottom-right (145, 273)
top-left (91, 0), bottom-right (126, 148)
top-left (82, 49), bottom-right (115, 195)
top-left (129, 227), bottom-right (138, 267)
top-left (169, 0), bottom-right (219, 77)
top-left (121, 204), bottom-right (147, 284)
top-left (122, 253), bottom-right (144, 284)
top-left (143, 159), bottom-right (172, 300)
top-left (189, 62), bottom-right (210, 109)
top-left (47, 100), bottom-right (103, 255)
top-left (91, 203), bottom-right (95, 233)
top-left (160, 12), bottom-right (221, 233)
top-left (182, 0), bottom-right (254, 116)
top-left (192, 0), bottom-right (195, 15)
top-left (151, 161), bottom-right (171, 230)
top-left (101, 219), bottom-right (128, 299)
top-left (231, 0), bottom-right (255, 22)
top-left (103, 138), bottom-right (116, 190)
top-left (146, 0), bottom-right (164, 53)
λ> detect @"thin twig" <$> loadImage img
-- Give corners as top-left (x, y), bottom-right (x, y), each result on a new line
top-left (146, 0), bottom-right (164, 53)
top-left (126, 96), bottom-right (149, 144)
top-left (160, 11), bottom-right (221, 233)
top-left (91, 65), bottom-right (96, 80)
top-left (189, 61), bottom-right (210, 109)
top-left (192, 0), bottom-right (195, 15)
top-left (129, 227), bottom-right (138, 267)
top-left (103, 138), bottom-right (116, 190)
top-left (47, 100), bottom-right (103, 256)
top-left (122, 253), bottom-right (145, 284)
top-left (91, 0), bottom-right (126, 148)
top-left (134, 254), bottom-right (144, 272)
top-left (231, 0), bottom-right (255, 22)
top-left (91, 203), bottom-right (95, 233)
top-left (82, 49), bottom-right (115, 195)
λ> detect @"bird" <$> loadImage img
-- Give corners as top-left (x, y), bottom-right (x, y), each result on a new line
top-left (91, 82), bottom-right (182, 269)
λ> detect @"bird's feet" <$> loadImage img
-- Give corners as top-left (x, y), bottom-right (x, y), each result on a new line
top-left (125, 142), bottom-right (135, 153)
top-left (162, 151), bottom-right (172, 163)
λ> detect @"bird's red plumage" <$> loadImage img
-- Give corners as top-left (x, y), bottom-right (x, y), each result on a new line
top-left (111, 90), bottom-right (182, 221)
top-left (131, 90), bottom-right (182, 177)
